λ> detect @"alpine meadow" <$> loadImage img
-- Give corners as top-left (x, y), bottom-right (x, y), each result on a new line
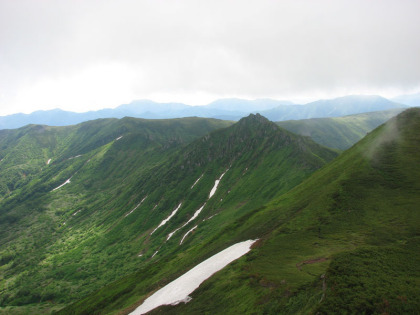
top-left (1, 1), bottom-right (420, 314)
top-left (0, 107), bottom-right (419, 314)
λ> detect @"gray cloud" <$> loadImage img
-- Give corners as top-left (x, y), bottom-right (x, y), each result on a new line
top-left (0, 0), bottom-right (419, 115)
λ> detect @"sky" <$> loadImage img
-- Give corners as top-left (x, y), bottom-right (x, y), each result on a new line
top-left (0, 0), bottom-right (419, 116)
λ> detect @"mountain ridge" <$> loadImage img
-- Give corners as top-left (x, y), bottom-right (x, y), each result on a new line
top-left (0, 113), bottom-right (338, 312)
top-left (58, 108), bottom-right (420, 314)
top-left (276, 107), bottom-right (406, 150)
top-left (0, 95), bottom-right (408, 130)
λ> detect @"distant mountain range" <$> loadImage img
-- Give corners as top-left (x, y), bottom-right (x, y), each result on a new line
top-left (0, 95), bottom-right (410, 130)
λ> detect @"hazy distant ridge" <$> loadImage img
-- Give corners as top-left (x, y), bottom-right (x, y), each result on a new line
top-left (0, 95), bottom-right (408, 130)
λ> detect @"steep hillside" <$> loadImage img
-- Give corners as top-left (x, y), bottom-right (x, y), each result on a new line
top-left (65, 109), bottom-right (419, 314)
top-left (0, 114), bottom-right (337, 313)
top-left (0, 117), bottom-right (233, 200)
top-left (277, 108), bottom-right (405, 150)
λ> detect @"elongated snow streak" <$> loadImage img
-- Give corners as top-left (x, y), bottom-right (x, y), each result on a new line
top-left (125, 196), bottom-right (148, 217)
top-left (167, 227), bottom-right (181, 241)
top-left (47, 159), bottom-right (51, 165)
top-left (203, 214), bottom-right (217, 221)
top-left (150, 203), bottom-right (182, 235)
top-left (208, 169), bottom-right (228, 199)
top-left (183, 204), bottom-right (206, 227)
top-left (130, 239), bottom-right (257, 315)
top-left (167, 204), bottom-right (205, 241)
top-left (115, 136), bottom-right (123, 141)
top-left (179, 225), bottom-right (197, 245)
top-left (190, 174), bottom-right (203, 189)
top-left (51, 177), bottom-right (72, 191)
top-left (151, 251), bottom-right (158, 258)
top-left (68, 154), bottom-right (82, 160)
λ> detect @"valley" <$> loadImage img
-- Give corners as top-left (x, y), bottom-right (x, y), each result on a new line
top-left (0, 110), bottom-right (419, 314)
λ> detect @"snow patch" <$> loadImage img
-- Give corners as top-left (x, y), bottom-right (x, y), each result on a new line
top-left (203, 214), bottom-right (218, 221)
top-left (47, 159), bottom-right (51, 165)
top-left (184, 204), bottom-right (205, 227)
top-left (51, 177), bottom-right (72, 191)
top-left (125, 196), bottom-right (148, 217)
top-left (130, 239), bottom-right (257, 315)
top-left (167, 204), bottom-right (205, 241)
top-left (151, 251), bottom-right (159, 258)
top-left (138, 254), bottom-right (143, 257)
top-left (68, 154), bottom-right (82, 160)
top-left (167, 227), bottom-right (181, 241)
top-left (115, 136), bottom-right (123, 141)
top-left (72, 210), bottom-right (82, 216)
top-left (190, 174), bottom-right (203, 189)
top-left (151, 203), bottom-right (182, 235)
top-left (172, 296), bottom-right (192, 305)
top-left (180, 225), bottom-right (197, 245)
top-left (209, 169), bottom-right (228, 199)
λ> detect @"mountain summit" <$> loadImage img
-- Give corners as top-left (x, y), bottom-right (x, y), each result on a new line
top-left (61, 109), bottom-right (419, 314)
top-left (1, 110), bottom-right (418, 314)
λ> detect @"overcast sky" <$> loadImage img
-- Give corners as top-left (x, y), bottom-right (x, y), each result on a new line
top-left (0, 0), bottom-right (419, 115)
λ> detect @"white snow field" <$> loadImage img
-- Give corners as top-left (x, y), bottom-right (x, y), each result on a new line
top-left (125, 196), bottom-right (148, 217)
top-left (151, 203), bottom-right (182, 235)
top-left (51, 177), bottom-right (72, 191)
top-left (179, 225), bottom-right (198, 245)
top-left (47, 158), bottom-right (51, 165)
top-left (190, 174), bottom-right (203, 189)
top-left (129, 239), bottom-right (257, 315)
top-left (208, 169), bottom-right (228, 199)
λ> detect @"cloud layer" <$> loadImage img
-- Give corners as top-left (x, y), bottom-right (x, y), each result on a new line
top-left (1, 0), bottom-right (419, 115)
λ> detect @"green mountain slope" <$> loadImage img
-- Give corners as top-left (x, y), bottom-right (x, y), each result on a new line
top-left (0, 114), bottom-right (337, 313)
top-left (65, 108), bottom-right (420, 314)
top-left (276, 108), bottom-right (405, 150)
top-left (0, 117), bottom-right (233, 201)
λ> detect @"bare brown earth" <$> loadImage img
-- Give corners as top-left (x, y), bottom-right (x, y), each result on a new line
top-left (296, 257), bottom-right (328, 271)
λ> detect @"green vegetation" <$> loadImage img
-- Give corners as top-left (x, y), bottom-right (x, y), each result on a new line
top-left (0, 117), bottom-right (234, 311)
top-left (0, 114), bottom-right (338, 313)
top-left (60, 109), bottom-right (419, 314)
top-left (277, 108), bottom-right (405, 150)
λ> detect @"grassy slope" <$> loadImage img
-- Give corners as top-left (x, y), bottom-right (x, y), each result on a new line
top-left (163, 108), bottom-right (420, 314)
top-left (0, 115), bottom-right (337, 313)
top-left (0, 117), bottom-right (233, 200)
top-left (0, 117), bottom-right (233, 310)
top-left (56, 114), bottom-right (338, 315)
top-left (64, 108), bottom-right (419, 314)
top-left (276, 108), bottom-right (405, 150)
